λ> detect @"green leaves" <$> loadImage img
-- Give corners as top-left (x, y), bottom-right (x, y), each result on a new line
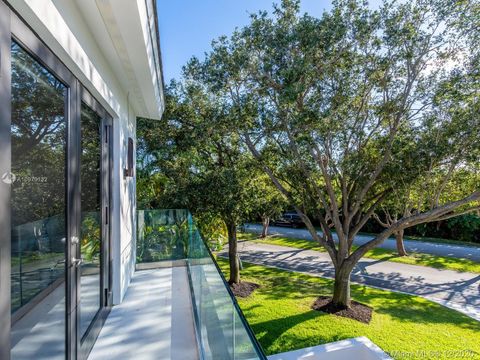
top-left (139, 0), bottom-right (479, 267)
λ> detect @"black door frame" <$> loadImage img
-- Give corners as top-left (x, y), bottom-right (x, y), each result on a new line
top-left (0, 3), bottom-right (12, 360)
top-left (0, 3), bottom-right (114, 358)
top-left (78, 88), bottom-right (113, 360)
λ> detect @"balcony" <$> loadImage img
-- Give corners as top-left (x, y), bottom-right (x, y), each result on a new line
top-left (89, 209), bottom-right (266, 360)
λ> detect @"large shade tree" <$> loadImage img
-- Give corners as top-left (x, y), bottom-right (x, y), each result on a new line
top-left (188, 0), bottom-right (480, 309)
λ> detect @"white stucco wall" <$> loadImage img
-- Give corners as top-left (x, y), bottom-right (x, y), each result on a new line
top-left (6, 0), bottom-right (161, 304)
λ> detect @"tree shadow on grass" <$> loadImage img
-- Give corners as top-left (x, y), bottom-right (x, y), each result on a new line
top-left (367, 248), bottom-right (480, 272)
top-left (240, 262), bottom-right (480, 332)
top-left (248, 310), bottom-right (332, 355)
top-left (408, 253), bottom-right (479, 271)
top-left (221, 259), bottom-right (480, 336)
top-left (241, 263), bottom-right (332, 301)
top-left (351, 283), bottom-right (480, 332)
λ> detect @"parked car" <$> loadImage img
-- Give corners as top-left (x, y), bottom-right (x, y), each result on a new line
top-left (272, 213), bottom-right (304, 228)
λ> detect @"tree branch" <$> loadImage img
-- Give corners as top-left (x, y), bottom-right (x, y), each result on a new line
top-left (348, 191), bottom-right (480, 264)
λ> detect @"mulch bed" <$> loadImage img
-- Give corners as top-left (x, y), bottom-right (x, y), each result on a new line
top-left (311, 296), bottom-right (373, 324)
top-left (230, 281), bottom-right (260, 298)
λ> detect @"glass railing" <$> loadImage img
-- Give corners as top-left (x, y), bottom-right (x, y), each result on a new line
top-left (11, 211), bottom-right (102, 314)
top-left (137, 209), bottom-right (266, 360)
top-left (137, 209), bottom-right (190, 263)
top-left (11, 214), bottom-right (66, 313)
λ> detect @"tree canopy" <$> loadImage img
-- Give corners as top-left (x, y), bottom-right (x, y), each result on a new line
top-left (178, 0), bottom-right (480, 307)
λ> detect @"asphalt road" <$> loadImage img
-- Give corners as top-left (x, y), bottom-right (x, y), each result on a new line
top-left (221, 241), bottom-right (480, 321)
top-left (244, 224), bottom-right (480, 262)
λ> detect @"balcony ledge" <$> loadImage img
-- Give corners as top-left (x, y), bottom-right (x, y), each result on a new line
top-left (268, 337), bottom-right (392, 360)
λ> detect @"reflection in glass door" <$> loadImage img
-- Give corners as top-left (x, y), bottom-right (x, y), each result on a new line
top-left (80, 104), bottom-right (102, 338)
top-left (10, 40), bottom-right (67, 359)
top-left (4, 9), bottom-right (113, 359)
top-left (79, 98), bottom-right (111, 358)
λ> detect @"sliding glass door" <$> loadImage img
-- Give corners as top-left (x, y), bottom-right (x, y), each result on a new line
top-left (9, 39), bottom-right (68, 360)
top-left (80, 104), bottom-right (102, 340)
top-left (78, 95), bottom-right (112, 359)
top-left (0, 3), bottom-right (113, 358)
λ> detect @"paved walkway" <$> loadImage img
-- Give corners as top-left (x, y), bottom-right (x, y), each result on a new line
top-left (89, 267), bottom-right (199, 360)
top-left (222, 241), bottom-right (480, 322)
top-left (245, 224), bottom-right (480, 261)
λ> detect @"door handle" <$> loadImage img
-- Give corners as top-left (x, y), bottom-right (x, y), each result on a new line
top-left (72, 257), bottom-right (83, 267)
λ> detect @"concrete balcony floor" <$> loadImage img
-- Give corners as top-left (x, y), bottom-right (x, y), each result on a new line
top-left (88, 267), bottom-right (199, 360)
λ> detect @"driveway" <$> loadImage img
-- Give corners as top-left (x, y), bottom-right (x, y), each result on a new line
top-left (220, 241), bottom-right (480, 322)
top-left (244, 224), bottom-right (480, 262)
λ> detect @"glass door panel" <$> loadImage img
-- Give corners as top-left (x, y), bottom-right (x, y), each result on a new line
top-left (10, 40), bottom-right (67, 360)
top-left (80, 103), bottom-right (102, 339)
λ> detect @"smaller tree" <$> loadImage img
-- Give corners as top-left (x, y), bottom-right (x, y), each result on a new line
top-left (147, 79), bottom-right (260, 285)
top-left (192, 162), bottom-right (253, 285)
top-left (373, 201), bottom-right (413, 256)
top-left (247, 173), bottom-right (287, 237)
top-left (374, 167), bottom-right (480, 255)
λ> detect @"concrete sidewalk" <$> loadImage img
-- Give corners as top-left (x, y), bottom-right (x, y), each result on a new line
top-left (221, 241), bottom-right (480, 322)
top-left (244, 224), bottom-right (480, 262)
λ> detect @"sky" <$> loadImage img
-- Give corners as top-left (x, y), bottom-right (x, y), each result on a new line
top-left (156, 1), bottom-right (335, 83)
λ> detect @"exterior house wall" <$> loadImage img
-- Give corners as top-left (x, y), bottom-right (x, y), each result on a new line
top-left (5, 0), bottom-right (161, 304)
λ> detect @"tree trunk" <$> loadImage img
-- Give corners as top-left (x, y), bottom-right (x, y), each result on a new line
top-left (226, 221), bottom-right (240, 284)
top-left (395, 229), bottom-right (407, 256)
top-left (331, 264), bottom-right (352, 309)
top-left (261, 216), bottom-right (270, 238)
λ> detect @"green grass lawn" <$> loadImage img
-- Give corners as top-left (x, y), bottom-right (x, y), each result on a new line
top-left (218, 258), bottom-right (480, 360)
top-left (239, 233), bottom-right (480, 274)
top-left (310, 225), bottom-right (480, 248)
top-left (375, 233), bottom-right (480, 248)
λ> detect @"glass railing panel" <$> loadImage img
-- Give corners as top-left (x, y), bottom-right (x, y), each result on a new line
top-left (79, 211), bottom-right (102, 337)
top-left (11, 214), bottom-right (66, 313)
top-left (136, 209), bottom-right (190, 264)
top-left (136, 209), bottom-right (265, 360)
top-left (186, 215), bottom-right (264, 360)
